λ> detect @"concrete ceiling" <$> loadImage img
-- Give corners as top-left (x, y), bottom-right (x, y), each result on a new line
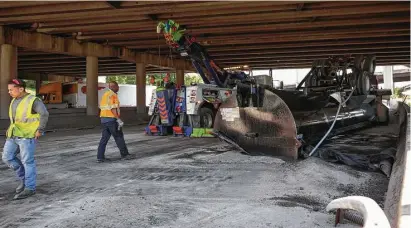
top-left (17, 48), bottom-right (173, 76)
top-left (0, 1), bottom-right (409, 76)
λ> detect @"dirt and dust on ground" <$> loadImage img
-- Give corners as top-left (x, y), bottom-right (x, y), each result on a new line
top-left (0, 125), bottom-right (392, 228)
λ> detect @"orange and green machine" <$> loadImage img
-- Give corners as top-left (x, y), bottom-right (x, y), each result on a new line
top-left (144, 75), bottom-right (214, 138)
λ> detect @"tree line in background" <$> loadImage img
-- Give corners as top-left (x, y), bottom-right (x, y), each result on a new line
top-left (106, 73), bottom-right (203, 86)
top-left (24, 80), bottom-right (36, 94)
top-left (22, 73), bottom-right (204, 95)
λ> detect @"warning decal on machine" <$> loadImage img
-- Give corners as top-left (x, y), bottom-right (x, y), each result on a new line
top-left (220, 108), bottom-right (240, 122)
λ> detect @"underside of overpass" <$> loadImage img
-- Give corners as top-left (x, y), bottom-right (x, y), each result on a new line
top-left (0, 2), bottom-right (410, 227)
top-left (0, 1), bottom-right (409, 123)
top-left (0, 1), bottom-right (409, 70)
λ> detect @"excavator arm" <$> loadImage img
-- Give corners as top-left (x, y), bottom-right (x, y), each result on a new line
top-left (157, 19), bottom-right (248, 88)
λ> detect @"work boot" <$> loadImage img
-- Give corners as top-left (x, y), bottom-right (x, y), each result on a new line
top-left (121, 154), bottom-right (133, 160)
top-left (97, 158), bottom-right (111, 163)
top-left (13, 188), bottom-right (36, 200)
top-left (16, 180), bottom-right (25, 194)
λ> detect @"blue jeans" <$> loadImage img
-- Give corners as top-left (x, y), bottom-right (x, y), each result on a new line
top-left (97, 120), bottom-right (129, 160)
top-left (2, 137), bottom-right (37, 191)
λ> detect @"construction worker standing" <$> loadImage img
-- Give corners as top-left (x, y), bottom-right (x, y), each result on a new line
top-left (2, 79), bottom-right (49, 200)
top-left (97, 81), bottom-right (131, 162)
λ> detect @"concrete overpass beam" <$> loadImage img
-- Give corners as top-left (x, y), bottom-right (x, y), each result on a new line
top-left (176, 69), bottom-right (184, 86)
top-left (136, 62), bottom-right (146, 114)
top-left (0, 26), bottom-right (193, 71)
top-left (86, 56), bottom-right (98, 116)
top-left (0, 44), bottom-right (17, 119)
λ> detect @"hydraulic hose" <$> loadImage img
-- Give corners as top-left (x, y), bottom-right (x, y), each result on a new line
top-left (308, 87), bottom-right (356, 157)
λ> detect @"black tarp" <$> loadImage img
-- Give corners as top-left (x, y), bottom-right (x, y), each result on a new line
top-left (309, 133), bottom-right (397, 177)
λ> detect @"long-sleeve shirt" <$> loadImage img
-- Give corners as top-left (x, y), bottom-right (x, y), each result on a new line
top-left (10, 93), bottom-right (49, 133)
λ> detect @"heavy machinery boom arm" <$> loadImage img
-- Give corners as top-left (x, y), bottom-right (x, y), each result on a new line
top-left (157, 19), bottom-right (248, 88)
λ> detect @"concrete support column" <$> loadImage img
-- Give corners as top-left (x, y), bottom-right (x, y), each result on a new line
top-left (35, 74), bottom-right (42, 94)
top-left (0, 44), bottom-right (17, 119)
top-left (136, 62), bottom-right (146, 114)
top-left (176, 69), bottom-right (184, 86)
top-left (86, 56), bottom-right (98, 116)
top-left (383, 66), bottom-right (394, 93)
top-left (295, 69), bottom-right (299, 85)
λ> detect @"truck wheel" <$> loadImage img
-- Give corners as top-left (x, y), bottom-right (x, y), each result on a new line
top-left (362, 55), bottom-right (376, 75)
top-left (357, 71), bottom-right (371, 95)
top-left (356, 55), bottom-right (375, 95)
top-left (199, 107), bottom-right (214, 128)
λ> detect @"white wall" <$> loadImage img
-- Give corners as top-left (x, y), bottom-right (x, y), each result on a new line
top-left (254, 65), bottom-right (409, 88)
top-left (98, 76), bottom-right (106, 83)
top-left (253, 69), bottom-right (311, 86)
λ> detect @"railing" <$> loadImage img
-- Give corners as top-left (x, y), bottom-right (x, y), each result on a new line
top-left (384, 101), bottom-right (410, 228)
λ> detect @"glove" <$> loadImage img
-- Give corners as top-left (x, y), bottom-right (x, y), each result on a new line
top-left (116, 119), bottom-right (124, 131)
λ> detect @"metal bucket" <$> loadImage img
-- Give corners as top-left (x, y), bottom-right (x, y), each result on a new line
top-left (213, 88), bottom-right (301, 160)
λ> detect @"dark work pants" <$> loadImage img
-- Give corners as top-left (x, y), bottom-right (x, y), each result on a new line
top-left (97, 121), bottom-right (129, 159)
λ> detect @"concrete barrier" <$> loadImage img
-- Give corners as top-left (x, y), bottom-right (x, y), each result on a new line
top-left (384, 101), bottom-right (410, 228)
top-left (0, 107), bottom-right (149, 133)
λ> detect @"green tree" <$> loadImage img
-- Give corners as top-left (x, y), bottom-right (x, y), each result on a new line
top-left (146, 73), bottom-right (176, 85)
top-left (184, 73), bottom-right (203, 86)
top-left (20, 79), bottom-right (37, 95)
top-left (393, 87), bottom-right (402, 98)
top-left (106, 73), bottom-right (204, 86)
top-left (106, 75), bottom-right (135, 84)
top-left (25, 80), bottom-right (36, 90)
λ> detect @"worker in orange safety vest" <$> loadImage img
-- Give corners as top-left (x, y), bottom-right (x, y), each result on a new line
top-left (97, 81), bottom-right (132, 162)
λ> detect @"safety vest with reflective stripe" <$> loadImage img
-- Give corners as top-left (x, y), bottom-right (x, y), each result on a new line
top-left (99, 90), bottom-right (120, 118)
top-left (7, 94), bottom-right (40, 139)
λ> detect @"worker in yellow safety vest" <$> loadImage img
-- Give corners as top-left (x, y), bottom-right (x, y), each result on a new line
top-left (97, 81), bottom-right (132, 162)
top-left (2, 79), bottom-right (49, 200)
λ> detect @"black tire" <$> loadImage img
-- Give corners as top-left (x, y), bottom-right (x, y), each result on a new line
top-left (356, 55), bottom-right (375, 95)
top-left (362, 55), bottom-right (376, 75)
top-left (354, 54), bottom-right (364, 70)
top-left (199, 107), bottom-right (215, 128)
top-left (348, 73), bottom-right (357, 90)
top-left (357, 71), bottom-right (371, 95)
